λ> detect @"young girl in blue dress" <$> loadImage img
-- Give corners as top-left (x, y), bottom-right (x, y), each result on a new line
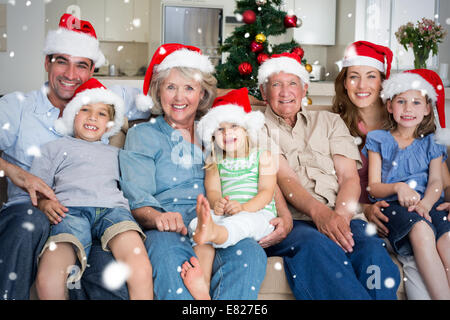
top-left (364, 69), bottom-right (450, 299)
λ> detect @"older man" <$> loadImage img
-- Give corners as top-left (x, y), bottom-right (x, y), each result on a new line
top-left (0, 13), bottom-right (148, 300)
top-left (257, 53), bottom-right (400, 299)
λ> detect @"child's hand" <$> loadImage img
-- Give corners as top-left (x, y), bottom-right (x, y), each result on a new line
top-left (436, 202), bottom-right (450, 221)
top-left (224, 200), bottom-right (243, 215)
top-left (408, 201), bottom-right (432, 223)
top-left (38, 199), bottom-right (68, 225)
top-left (214, 196), bottom-right (229, 216)
top-left (395, 182), bottom-right (421, 208)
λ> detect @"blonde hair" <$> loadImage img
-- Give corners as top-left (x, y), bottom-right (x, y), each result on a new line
top-left (149, 66), bottom-right (217, 120)
top-left (332, 67), bottom-right (386, 143)
top-left (383, 95), bottom-right (436, 138)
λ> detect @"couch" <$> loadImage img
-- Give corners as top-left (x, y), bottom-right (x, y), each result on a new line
top-left (0, 105), bottom-right (411, 300)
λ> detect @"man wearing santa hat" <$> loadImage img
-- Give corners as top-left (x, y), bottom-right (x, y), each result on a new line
top-left (0, 13), bottom-right (149, 300)
top-left (257, 52), bottom-right (400, 299)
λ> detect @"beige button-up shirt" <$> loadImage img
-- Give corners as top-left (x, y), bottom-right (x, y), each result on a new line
top-left (261, 106), bottom-right (362, 221)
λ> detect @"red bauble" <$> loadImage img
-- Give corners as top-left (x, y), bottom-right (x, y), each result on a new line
top-left (284, 15), bottom-right (298, 28)
top-left (250, 41), bottom-right (264, 53)
top-left (238, 62), bottom-right (253, 76)
top-left (292, 47), bottom-right (305, 60)
top-left (257, 53), bottom-right (270, 65)
top-left (243, 10), bottom-right (256, 24)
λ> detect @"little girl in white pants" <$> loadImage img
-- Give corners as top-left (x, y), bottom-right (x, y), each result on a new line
top-left (180, 88), bottom-right (278, 300)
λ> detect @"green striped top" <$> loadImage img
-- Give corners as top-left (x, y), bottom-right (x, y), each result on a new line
top-left (217, 150), bottom-right (277, 216)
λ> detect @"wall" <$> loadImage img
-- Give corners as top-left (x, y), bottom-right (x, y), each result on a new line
top-left (0, 0), bottom-right (45, 95)
top-left (438, 1), bottom-right (450, 70)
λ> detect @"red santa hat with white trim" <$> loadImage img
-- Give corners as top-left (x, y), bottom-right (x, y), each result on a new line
top-left (135, 43), bottom-right (215, 112)
top-left (257, 52), bottom-right (310, 86)
top-left (43, 13), bottom-right (105, 67)
top-left (197, 87), bottom-right (265, 149)
top-left (54, 78), bottom-right (125, 140)
top-left (339, 41), bottom-right (393, 79)
top-left (381, 68), bottom-right (449, 145)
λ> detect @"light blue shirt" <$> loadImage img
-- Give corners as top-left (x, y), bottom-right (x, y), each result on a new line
top-left (0, 83), bottom-right (150, 207)
top-left (119, 116), bottom-right (205, 222)
top-left (362, 130), bottom-right (447, 202)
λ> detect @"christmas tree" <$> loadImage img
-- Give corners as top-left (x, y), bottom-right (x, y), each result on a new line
top-left (215, 0), bottom-right (310, 100)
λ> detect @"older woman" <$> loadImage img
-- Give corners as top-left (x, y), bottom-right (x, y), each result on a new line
top-left (332, 40), bottom-right (436, 300)
top-left (257, 52), bottom-right (400, 299)
top-left (117, 44), bottom-right (267, 300)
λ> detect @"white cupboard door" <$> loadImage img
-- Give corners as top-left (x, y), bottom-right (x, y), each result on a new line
top-left (293, 0), bottom-right (336, 45)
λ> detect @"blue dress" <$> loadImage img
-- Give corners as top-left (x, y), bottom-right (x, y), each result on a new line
top-left (362, 130), bottom-right (450, 256)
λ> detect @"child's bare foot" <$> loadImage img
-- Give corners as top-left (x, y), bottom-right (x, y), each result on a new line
top-left (194, 194), bottom-right (217, 245)
top-left (180, 257), bottom-right (211, 300)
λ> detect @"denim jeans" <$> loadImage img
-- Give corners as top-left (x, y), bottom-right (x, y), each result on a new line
top-left (70, 228), bottom-right (267, 300)
top-left (0, 202), bottom-right (50, 300)
top-left (265, 219), bottom-right (400, 300)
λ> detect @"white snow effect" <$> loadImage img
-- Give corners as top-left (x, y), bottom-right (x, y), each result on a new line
top-left (235, 13), bottom-right (243, 22)
top-left (21, 222), bottom-right (35, 232)
top-left (408, 180), bottom-right (417, 189)
top-left (197, 28), bottom-right (203, 35)
top-left (365, 222), bottom-right (377, 236)
top-left (26, 145), bottom-right (41, 158)
top-left (9, 51), bottom-right (14, 58)
top-left (251, 286), bottom-right (256, 291)
top-left (8, 0), bottom-right (15, 6)
top-left (274, 262), bottom-right (283, 271)
top-left (106, 121), bottom-right (115, 129)
top-left (193, 184), bottom-right (199, 189)
top-left (384, 277), bottom-right (396, 289)
top-left (244, 263), bottom-right (248, 268)
top-left (49, 242), bottom-right (57, 251)
top-left (177, 266), bottom-right (182, 273)
top-left (117, 45), bottom-right (124, 52)
top-left (236, 249), bottom-right (243, 256)
top-left (354, 137), bottom-right (363, 145)
top-left (176, 288), bottom-right (183, 295)
top-left (132, 19), bottom-right (141, 28)
top-left (102, 261), bottom-right (131, 290)
top-left (446, 18), bottom-right (450, 25)
top-left (133, 247), bottom-right (141, 255)
top-left (0, 170), bottom-right (4, 177)
top-left (27, 209), bottom-right (33, 215)
top-left (25, 0), bottom-right (31, 6)
top-left (8, 272), bottom-right (17, 281)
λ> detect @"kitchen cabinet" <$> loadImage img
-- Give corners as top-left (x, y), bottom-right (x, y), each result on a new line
top-left (292, 0), bottom-right (336, 46)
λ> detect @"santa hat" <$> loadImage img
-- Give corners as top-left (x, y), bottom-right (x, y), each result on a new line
top-left (339, 41), bottom-right (393, 79)
top-left (136, 43), bottom-right (215, 112)
top-left (43, 13), bottom-right (105, 67)
top-left (54, 78), bottom-right (125, 140)
top-left (257, 52), bottom-right (310, 86)
top-left (196, 88), bottom-right (265, 148)
top-left (381, 69), bottom-right (449, 144)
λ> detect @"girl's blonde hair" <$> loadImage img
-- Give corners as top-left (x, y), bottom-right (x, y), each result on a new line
top-left (383, 95), bottom-right (437, 138)
top-left (149, 66), bottom-right (217, 120)
top-left (332, 67), bottom-right (387, 146)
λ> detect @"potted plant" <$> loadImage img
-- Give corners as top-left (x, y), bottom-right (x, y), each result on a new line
top-left (395, 18), bottom-right (447, 69)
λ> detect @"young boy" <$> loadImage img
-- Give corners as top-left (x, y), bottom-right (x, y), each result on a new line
top-left (30, 78), bottom-right (153, 300)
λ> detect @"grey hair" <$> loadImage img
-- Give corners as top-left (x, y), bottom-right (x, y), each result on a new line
top-left (149, 67), bottom-right (217, 120)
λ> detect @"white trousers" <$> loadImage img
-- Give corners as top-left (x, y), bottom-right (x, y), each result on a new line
top-left (188, 210), bottom-right (275, 249)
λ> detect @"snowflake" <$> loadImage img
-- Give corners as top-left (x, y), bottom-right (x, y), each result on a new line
top-left (408, 180), bottom-right (417, 189)
top-left (274, 262), bottom-right (283, 271)
top-left (102, 261), bottom-right (131, 290)
top-left (132, 19), bottom-right (141, 28)
top-left (236, 249), bottom-right (242, 256)
top-left (365, 222), bottom-right (377, 236)
top-left (384, 277), bottom-right (396, 289)
top-left (8, 272), bottom-right (17, 281)
top-left (22, 222), bottom-right (35, 232)
top-left (176, 288), bottom-right (183, 295)
top-left (0, 170), bottom-right (4, 178)
top-left (26, 145), bottom-right (42, 157)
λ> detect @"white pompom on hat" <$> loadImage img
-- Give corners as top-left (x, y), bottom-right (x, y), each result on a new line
top-left (54, 78), bottom-right (125, 140)
top-left (43, 13), bottom-right (105, 67)
top-left (381, 68), bottom-right (449, 145)
top-left (197, 87), bottom-right (265, 149)
top-left (257, 52), bottom-right (310, 86)
top-left (136, 43), bottom-right (215, 112)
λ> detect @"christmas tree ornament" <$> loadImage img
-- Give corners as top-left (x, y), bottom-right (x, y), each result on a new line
top-left (238, 62), bottom-right (253, 75)
top-left (255, 33), bottom-right (267, 43)
top-left (307, 97), bottom-right (313, 105)
top-left (250, 41), bottom-right (264, 53)
top-left (257, 53), bottom-right (270, 65)
top-left (296, 18), bottom-right (303, 28)
top-left (284, 15), bottom-right (298, 28)
top-left (305, 63), bottom-right (313, 73)
top-left (255, 0), bottom-right (267, 5)
top-left (243, 10), bottom-right (256, 24)
top-left (291, 47), bottom-right (304, 60)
